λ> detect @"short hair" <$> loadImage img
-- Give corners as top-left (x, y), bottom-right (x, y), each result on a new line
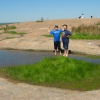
top-left (62, 24), bottom-right (67, 28)
top-left (55, 25), bottom-right (58, 28)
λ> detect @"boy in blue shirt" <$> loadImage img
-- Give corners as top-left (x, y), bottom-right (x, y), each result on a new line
top-left (48, 25), bottom-right (62, 55)
top-left (62, 24), bottom-right (71, 57)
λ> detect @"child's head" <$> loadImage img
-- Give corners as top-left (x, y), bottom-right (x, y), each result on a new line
top-left (54, 25), bottom-right (59, 30)
top-left (62, 24), bottom-right (67, 30)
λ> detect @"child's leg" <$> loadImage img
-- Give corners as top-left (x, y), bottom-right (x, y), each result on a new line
top-left (64, 42), bottom-right (69, 57)
top-left (54, 42), bottom-right (57, 55)
top-left (65, 50), bottom-right (68, 56)
top-left (58, 41), bottom-right (62, 55)
top-left (54, 50), bottom-right (57, 55)
top-left (64, 50), bottom-right (66, 55)
top-left (60, 51), bottom-right (62, 55)
top-left (63, 42), bottom-right (65, 56)
top-left (66, 42), bottom-right (69, 56)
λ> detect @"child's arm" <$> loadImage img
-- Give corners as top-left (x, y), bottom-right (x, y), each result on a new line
top-left (61, 25), bottom-right (64, 31)
top-left (48, 27), bottom-right (50, 33)
top-left (48, 27), bottom-right (54, 35)
top-left (67, 35), bottom-right (70, 37)
top-left (65, 30), bottom-right (72, 37)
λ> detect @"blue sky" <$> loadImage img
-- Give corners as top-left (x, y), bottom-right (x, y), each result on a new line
top-left (0, 0), bottom-right (100, 22)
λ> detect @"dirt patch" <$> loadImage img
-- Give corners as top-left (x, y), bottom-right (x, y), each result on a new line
top-left (0, 78), bottom-right (100, 100)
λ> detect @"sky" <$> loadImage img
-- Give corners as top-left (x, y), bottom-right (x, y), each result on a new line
top-left (0, 0), bottom-right (100, 22)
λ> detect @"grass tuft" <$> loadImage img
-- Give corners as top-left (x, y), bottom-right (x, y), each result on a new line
top-left (5, 37), bottom-right (15, 39)
top-left (0, 25), bottom-right (16, 30)
top-left (0, 56), bottom-right (100, 91)
top-left (42, 34), bottom-right (53, 37)
top-left (8, 31), bottom-right (26, 35)
top-left (36, 20), bottom-right (44, 22)
top-left (71, 24), bottom-right (100, 39)
top-left (43, 23), bottom-right (100, 39)
top-left (96, 22), bottom-right (100, 25)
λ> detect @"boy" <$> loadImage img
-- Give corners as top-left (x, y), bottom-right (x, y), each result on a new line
top-left (62, 24), bottom-right (71, 57)
top-left (48, 25), bottom-right (62, 55)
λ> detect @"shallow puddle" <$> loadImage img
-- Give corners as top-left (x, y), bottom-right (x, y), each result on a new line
top-left (0, 50), bottom-right (100, 67)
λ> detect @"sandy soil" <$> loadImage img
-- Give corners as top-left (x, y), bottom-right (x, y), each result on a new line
top-left (0, 37), bottom-right (100, 55)
top-left (0, 78), bottom-right (100, 100)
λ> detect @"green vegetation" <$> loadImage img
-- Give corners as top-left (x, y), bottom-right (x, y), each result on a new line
top-left (0, 56), bottom-right (100, 91)
top-left (70, 33), bottom-right (100, 39)
top-left (0, 25), bottom-right (16, 32)
top-left (42, 33), bottom-right (63, 37)
top-left (42, 34), bottom-right (53, 37)
top-left (36, 20), bottom-right (44, 22)
top-left (43, 32), bottom-right (100, 39)
top-left (5, 37), bottom-right (15, 39)
top-left (43, 23), bottom-right (100, 39)
top-left (71, 24), bottom-right (100, 39)
top-left (0, 25), bottom-right (26, 36)
top-left (7, 25), bottom-right (16, 30)
top-left (96, 22), bottom-right (100, 25)
top-left (8, 31), bottom-right (26, 36)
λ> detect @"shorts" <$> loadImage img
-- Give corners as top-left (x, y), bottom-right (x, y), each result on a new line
top-left (54, 41), bottom-right (61, 51)
top-left (63, 42), bottom-right (69, 50)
